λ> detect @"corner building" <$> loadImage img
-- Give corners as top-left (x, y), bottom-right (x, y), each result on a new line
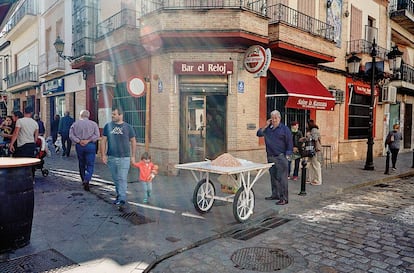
top-left (3, 0), bottom-right (412, 175)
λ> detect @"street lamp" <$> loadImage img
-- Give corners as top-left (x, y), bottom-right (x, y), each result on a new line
top-left (387, 45), bottom-right (403, 79)
top-left (347, 40), bottom-right (403, 170)
top-left (53, 36), bottom-right (87, 79)
top-left (53, 36), bottom-right (75, 62)
top-left (347, 39), bottom-right (377, 170)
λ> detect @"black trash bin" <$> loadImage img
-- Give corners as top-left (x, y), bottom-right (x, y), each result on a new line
top-left (0, 158), bottom-right (39, 253)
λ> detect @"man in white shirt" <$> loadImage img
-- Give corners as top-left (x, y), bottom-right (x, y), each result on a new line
top-left (10, 106), bottom-right (39, 157)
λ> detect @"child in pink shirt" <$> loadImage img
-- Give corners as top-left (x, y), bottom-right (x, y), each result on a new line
top-left (133, 152), bottom-right (158, 203)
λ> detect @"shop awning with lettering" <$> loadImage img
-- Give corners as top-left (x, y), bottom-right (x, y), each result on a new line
top-left (269, 68), bottom-right (335, 111)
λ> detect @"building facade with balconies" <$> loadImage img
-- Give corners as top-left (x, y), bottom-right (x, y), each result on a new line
top-left (0, 0), bottom-right (40, 116)
top-left (388, 0), bottom-right (414, 153)
top-left (1, 0), bottom-right (413, 175)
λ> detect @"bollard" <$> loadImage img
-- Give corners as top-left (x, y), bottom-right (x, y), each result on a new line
top-left (412, 149), bottom-right (414, 168)
top-left (384, 150), bottom-right (390, 175)
top-left (298, 158), bottom-right (307, 196)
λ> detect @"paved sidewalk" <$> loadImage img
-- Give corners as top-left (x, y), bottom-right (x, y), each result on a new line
top-left (1, 150), bottom-right (414, 272)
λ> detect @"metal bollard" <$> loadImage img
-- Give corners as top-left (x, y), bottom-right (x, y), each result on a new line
top-left (412, 149), bottom-right (414, 168)
top-left (384, 150), bottom-right (390, 175)
top-left (298, 158), bottom-right (307, 196)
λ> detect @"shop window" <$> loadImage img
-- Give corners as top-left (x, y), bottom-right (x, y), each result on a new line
top-left (348, 93), bottom-right (370, 139)
top-left (113, 82), bottom-right (146, 143)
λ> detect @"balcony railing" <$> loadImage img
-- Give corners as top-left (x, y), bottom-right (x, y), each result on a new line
top-left (389, 0), bottom-right (414, 14)
top-left (97, 9), bottom-right (139, 39)
top-left (7, 64), bottom-right (38, 88)
top-left (141, 0), bottom-right (266, 16)
top-left (72, 37), bottom-right (95, 59)
top-left (401, 63), bottom-right (414, 84)
top-left (347, 39), bottom-right (388, 60)
top-left (3, 0), bottom-right (37, 34)
top-left (267, 4), bottom-right (335, 42)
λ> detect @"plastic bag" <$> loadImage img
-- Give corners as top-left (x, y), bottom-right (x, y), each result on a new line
top-left (54, 135), bottom-right (62, 152)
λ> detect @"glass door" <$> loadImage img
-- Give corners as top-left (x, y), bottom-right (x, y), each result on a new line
top-left (181, 95), bottom-right (206, 162)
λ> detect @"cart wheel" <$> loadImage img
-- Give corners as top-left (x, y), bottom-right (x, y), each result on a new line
top-left (233, 187), bottom-right (255, 223)
top-left (42, 169), bottom-right (49, 177)
top-left (192, 179), bottom-right (215, 213)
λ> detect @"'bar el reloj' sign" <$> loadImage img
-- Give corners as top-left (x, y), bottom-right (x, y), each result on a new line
top-left (174, 61), bottom-right (233, 75)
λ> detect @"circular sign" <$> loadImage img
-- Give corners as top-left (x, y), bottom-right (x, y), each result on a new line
top-left (243, 45), bottom-right (266, 74)
top-left (127, 77), bottom-right (145, 97)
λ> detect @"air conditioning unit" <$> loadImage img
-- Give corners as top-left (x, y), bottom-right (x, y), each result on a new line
top-left (95, 61), bottom-right (115, 86)
top-left (381, 86), bottom-right (397, 104)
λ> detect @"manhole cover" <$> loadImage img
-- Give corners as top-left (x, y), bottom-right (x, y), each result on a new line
top-left (0, 249), bottom-right (78, 273)
top-left (231, 247), bottom-right (292, 272)
top-left (119, 211), bottom-right (154, 225)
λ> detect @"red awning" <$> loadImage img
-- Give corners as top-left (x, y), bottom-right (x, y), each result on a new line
top-left (269, 68), bottom-right (335, 111)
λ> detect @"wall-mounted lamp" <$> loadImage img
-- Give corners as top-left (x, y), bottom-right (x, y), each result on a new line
top-left (387, 45), bottom-right (403, 72)
top-left (327, 0), bottom-right (333, 8)
top-left (54, 36), bottom-right (87, 80)
top-left (346, 52), bottom-right (361, 74)
top-left (344, 10), bottom-right (349, 17)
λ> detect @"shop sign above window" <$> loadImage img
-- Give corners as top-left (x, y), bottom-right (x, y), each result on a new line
top-left (42, 79), bottom-right (64, 95)
top-left (174, 61), bottom-right (233, 75)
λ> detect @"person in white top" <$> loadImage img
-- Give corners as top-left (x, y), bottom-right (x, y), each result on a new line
top-left (10, 106), bottom-right (39, 158)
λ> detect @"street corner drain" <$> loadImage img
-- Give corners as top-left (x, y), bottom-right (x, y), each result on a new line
top-left (119, 211), bottom-right (155, 225)
top-left (231, 247), bottom-right (293, 272)
top-left (0, 248), bottom-right (78, 273)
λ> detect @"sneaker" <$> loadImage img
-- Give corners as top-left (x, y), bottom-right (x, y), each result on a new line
top-left (143, 198), bottom-right (148, 203)
top-left (114, 200), bottom-right (125, 206)
top-left (293, 176), bottom-right (298, 181)
top-left (392, 167), bottom-right (396, 171)
top-left (287, 176), bottom-right (291, 180)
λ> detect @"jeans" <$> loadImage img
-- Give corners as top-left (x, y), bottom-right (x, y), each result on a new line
top-left (61, 133), bottom-right (72, 156)
top-left (141, 181), bottom-right (153, 199)
top-left (390, 148), bottom-right (399, 168)
top-left (107, 156), bottom-right (130, 202)
top-left (75, 142), bottom-right (96, 183)
top-left (267, 154), bottom-right (289, 201)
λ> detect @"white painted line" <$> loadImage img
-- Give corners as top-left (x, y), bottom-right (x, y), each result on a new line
top-left (128, 201), bottom-right (177, 214)
top-left (181, 212), bottom-right (205, 219)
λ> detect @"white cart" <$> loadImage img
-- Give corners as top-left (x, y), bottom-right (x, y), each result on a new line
top-left (175, 159), bottom-right (273, 223)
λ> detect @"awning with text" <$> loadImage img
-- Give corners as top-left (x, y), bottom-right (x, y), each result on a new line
top-left (269, 68), bottom-right (335, 111)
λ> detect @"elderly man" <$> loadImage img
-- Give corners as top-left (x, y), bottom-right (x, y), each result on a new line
top-left (69, 110), bottom-right (100, 191)
top-left (257, 110), bottom-right (293, 205)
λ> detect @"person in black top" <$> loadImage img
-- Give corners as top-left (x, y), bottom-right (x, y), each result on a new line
top-left (288, 121), bottom-right (303, 181)
top-left (34, 114), bottom-right (45, 136)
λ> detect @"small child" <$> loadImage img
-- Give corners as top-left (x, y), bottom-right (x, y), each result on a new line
top-left (133, 152), bottom-right (158, 203)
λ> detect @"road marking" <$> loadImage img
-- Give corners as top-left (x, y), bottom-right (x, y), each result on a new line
top-left (50, 169), bottom-right (205, 220)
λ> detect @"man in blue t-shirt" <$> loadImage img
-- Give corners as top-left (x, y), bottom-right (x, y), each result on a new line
top-left (100, 107), bottom-right (136, 206)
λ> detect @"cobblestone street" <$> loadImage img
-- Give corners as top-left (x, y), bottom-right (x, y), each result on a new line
top-left (153, 177), bottom-right (414, 273)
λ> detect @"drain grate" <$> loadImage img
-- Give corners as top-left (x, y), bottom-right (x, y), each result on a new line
top-left (119, 211), bottom-right (154, 225)
top-left (232, 247), bottom-right (293, 271)
top-left (0, 249), bottom-right (78, 273)
top-left (230, 217), bottom-right (290, 241)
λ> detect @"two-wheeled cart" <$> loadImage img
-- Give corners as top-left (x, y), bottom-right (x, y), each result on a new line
top-left (175, 159), bottom-right (273, 223)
